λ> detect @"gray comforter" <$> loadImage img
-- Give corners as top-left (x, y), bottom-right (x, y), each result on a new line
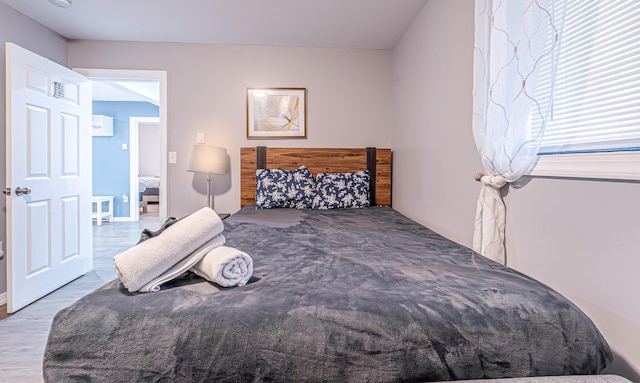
top-left (43, 206), bottom-right (612, 382)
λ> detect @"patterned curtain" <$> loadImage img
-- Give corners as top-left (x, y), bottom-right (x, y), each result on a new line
top-left (472, 0), bottom-right (565, 264)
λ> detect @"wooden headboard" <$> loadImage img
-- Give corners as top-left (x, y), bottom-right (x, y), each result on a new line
top-left (241, 147), bottom-right (392, 207)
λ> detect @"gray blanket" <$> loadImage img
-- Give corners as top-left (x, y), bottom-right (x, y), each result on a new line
top-left (43, 206), bottom-right (612, 382)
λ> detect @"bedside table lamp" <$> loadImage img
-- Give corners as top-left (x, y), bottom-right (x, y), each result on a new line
top-left (186, 144), bottom-right (227, 209)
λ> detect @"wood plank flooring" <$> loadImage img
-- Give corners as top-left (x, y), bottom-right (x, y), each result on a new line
top-left (0, 212), bottom-right (160, 383)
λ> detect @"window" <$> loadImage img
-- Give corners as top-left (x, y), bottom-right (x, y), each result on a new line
top-left (531, 0), bottom-right (640, 180)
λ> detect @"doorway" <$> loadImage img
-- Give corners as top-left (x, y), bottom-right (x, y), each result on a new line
top-left (130, 117), bottom-right (161, 221)
top-left (75, 68), bottom-right (168, 223)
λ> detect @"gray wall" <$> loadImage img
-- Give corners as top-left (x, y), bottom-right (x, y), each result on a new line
top-left (68, 41), bottom-right (393, 218)
top-left (391, 0), bottom-right (479, 247)
top-left (0, 3), bottom-right (69, 296)
top-left (391, 0), bottom-right (640, 380)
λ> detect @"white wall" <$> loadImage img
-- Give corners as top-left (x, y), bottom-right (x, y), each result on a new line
top-left (0, 3), bottom-right (69, 296)
top-left (391, 0), bottom-right (640, 380)
top-left (138, 122), bottom-right (160, 176)
top-left (68, 41), bottom-right (393, 218)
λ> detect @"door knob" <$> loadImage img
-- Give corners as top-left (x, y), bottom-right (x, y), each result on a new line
top-left (15, 187), bottom-right (31, 196)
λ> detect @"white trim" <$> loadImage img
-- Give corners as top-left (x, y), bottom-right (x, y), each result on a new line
top-left (0, 292), bottom-right (6, 306)
top-left (74, 68), bottom-right (168, 224)
top-left (129, 118), bottom-right (140, 221)
top-left (531, 151), bottom-right (640, 181)
top-left (113, 217), bottom-right (133, 222)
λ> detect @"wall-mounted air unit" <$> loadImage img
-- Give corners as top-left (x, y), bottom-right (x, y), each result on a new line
top-left (92, 115), bottom-right (114, 136)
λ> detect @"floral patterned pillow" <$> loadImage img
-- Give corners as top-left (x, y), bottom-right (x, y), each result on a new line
top-left (255, 166), bottom-right (315, 209)
top-left (312, 170), bottom-right (370, 209)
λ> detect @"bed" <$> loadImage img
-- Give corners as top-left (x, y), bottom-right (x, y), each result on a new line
top-left (139, 175), bottom-right (160, 201)
top-left (139, 175), bottom-right (160, 212)
top-left (43, 147), bottom-right (613, 382)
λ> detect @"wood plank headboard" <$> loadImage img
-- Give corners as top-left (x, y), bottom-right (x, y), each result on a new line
top-left (240, 147), bottom-right (392, 207)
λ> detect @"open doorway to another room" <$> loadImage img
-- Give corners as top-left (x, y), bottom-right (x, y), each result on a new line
top-left (131, 117), bottom-right (161, 221)
top-left (92, 100), bottom-right (159, 223)
top-left (77, 68), bottom-right (168, 225)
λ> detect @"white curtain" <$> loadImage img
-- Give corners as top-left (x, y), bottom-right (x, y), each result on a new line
top-left (472, 0), bottom-right (565, 264)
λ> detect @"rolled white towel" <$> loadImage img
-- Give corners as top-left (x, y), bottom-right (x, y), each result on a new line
top-left (191, 246), bottom-right (254, 287)
top-left (114, 207), bottom-right (223, 293)
top-left (139, 234), bottom-right (226, 293)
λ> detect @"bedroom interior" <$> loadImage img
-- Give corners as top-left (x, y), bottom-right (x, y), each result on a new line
top-left (0, 0), bottom-right (638, 382)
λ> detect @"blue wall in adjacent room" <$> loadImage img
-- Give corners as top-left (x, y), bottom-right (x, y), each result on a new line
top-left (92, 101), bottom-right (159, 218)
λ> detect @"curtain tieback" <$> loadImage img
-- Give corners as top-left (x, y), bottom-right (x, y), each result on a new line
top-left (475, 173), bottom-right (507, 189)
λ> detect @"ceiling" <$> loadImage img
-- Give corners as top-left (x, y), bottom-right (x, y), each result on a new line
top-left (0, 0), bottom-right (427, 103)
top-left (91, 79), bottom-right (161, 105)
top-left (0, 0), bottom-right (427, 49)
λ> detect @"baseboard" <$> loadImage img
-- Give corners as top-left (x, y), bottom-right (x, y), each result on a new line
top-left (0, 292), bottom-right (6, 306)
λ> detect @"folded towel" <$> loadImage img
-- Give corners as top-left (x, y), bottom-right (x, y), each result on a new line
top-left (139, 234), bottom-right (226, 292)
top-left (191, 246), bottom-right (254, 287)
top-left (114, 207), bottom-right (224, 293)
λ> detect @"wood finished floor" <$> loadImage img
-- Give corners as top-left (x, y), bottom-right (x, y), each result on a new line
top-left (0, 210), bottom-right (161, 383)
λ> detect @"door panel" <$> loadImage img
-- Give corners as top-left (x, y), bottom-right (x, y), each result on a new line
top-left (62, 114), bottom-right (80, 176)
top-left (6, 42), bottom-right (92, 313)
top-left (26, 105), bottom-right (50, 178)
top-left (26, 200), bottom-right (51, 276)
top-left (61, 196), bottom-right (80, 261)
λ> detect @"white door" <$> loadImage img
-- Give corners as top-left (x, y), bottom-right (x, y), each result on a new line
top-left (5, 43), bottom-right (92, 313)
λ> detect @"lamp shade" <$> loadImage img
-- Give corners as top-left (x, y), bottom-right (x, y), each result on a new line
top-left (186, 145), bottom-right (227, 175)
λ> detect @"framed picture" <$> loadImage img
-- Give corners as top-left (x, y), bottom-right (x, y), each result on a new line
top-left (246, 87), bottom-right (307, 139)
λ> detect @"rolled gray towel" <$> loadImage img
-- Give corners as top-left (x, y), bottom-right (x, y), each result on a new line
top-left (114, 207), bottom-right (224, 292)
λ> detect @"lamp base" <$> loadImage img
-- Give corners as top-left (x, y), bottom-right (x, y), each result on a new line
top-left (206, 173), bottom-right (213, 209)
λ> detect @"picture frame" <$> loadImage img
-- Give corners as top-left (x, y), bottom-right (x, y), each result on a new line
top-left (246, 87), bottom-right (307, 139)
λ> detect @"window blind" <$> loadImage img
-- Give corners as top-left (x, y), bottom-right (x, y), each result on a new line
top-left (536, 0), bottom-right (640, 155)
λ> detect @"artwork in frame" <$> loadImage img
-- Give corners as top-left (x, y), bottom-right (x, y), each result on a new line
top-left (246, 87), bottom-right (307, 139)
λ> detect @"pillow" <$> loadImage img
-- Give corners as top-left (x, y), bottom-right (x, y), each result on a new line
top-left (255, 166), bottom-right (315, 209)
top-left (312, 170), bottom-right (370, 209)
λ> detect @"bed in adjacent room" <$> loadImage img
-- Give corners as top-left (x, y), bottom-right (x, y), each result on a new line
top-left (139, 175), bottom-right (160, 201)
top-left (43, 147), bottom-right (613, 382)
top-left (139, 175), bottom-right (160, 212)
